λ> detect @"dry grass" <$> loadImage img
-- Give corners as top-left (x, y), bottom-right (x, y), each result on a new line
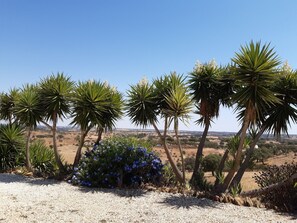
top-left (31, 129), bottom-right (296, 192)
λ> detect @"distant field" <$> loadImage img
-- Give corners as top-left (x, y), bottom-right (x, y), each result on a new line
top-left (31, 128), bottom-right (297, 191)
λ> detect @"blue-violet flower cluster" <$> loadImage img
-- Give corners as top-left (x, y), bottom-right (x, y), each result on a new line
top-left (70, 137), bottom-right (163, 188)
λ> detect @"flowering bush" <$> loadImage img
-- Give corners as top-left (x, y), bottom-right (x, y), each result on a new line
top-left (70, 137), bottom-right (163, 188)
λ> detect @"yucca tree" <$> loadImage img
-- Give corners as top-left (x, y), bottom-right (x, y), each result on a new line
top-left (38, 73), bottom-right (74, 172)
top-left (229, 65), bottom-right (297, 188)
top-left (0, 124), bottom-right (24, 170)
top-left (71, 80), bottom-right (123, 167)
top-left (127, 73), bottom-right (192, 184)
top-left (0, 88), bottom-right (20, 124)
top-left (94, 84), bottom-right (123, 144)
top-left (219, 41), bottom-right (281, 192)
top-left (14, 84), bottom-right (43, 171)
top-left (188, 60), bottom-right (231, 186)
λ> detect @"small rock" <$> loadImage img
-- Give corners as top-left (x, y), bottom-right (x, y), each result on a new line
top-left (244, 197), bottom-right (254, 207)
top-left (232, 197), bottom-right (244, 206)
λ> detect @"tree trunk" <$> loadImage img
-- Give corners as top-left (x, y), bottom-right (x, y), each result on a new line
top-left (219, 114), bottom-right (250, 193)
top-left (214, 149), bottom-right (229, 188)
top-left (190, 120), bottom-right (210, 184)
top-left (25, 126), bottom-right (32, 172)
top-left (152, 122), bottom-right (184, 184)
top-left (174, 119), bottom-right (185, 184)
top-left (230, 126), bottom-right (265, 188)
top-left (241, 173), bottom-right (297, 197)
top-left (73, 130), bottom-right (88, 167)
top-left (95, 127), bottom-right (104, 145)
top-left (52, 114), bottom-right (65, 172)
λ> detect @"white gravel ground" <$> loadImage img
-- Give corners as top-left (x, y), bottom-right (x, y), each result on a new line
top-left (0, 174), bottom-right (296, 223)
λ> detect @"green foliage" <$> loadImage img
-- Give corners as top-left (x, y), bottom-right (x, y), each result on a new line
top-left (0, 124), bottom-right (25, 170)
top-left (184, 156), bottom-right (195, 171)
top-left (204, 141), bottom-right (219, 149)
top-left (71, 137), bottom-right (163, 188)
top-left (14, 84), bottom-right (43, 128)
top-left (190, 170), bottom-right (213, 191)
top-left (251, 146), bottom-right (273, 164)
top-left (38, 73), bottom-right (74, 121)
top-left (229, 183), bottom-right (242, 197)
top-left (202, 154), bottom-right (221, 175)
top-left (29, 140), bottom-right (58, 176)
top-left (161, 163), bottom-right (178, 186)
top-left (254, 163), bottom-right (297, 212)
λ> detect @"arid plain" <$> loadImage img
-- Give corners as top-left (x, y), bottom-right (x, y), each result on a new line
top-left (31, 128), bottom-right (297, 191)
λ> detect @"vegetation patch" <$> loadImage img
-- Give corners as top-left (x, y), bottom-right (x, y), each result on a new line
top-left (70, 137), bottom-right (163, 188)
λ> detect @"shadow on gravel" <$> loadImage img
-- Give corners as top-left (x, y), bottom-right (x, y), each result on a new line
top-left (159, 196), bottom-right (220, 209)
top-left (0, 173), bottom-right (61, 186)
top-left (77, 186), bottom-right (148, 198)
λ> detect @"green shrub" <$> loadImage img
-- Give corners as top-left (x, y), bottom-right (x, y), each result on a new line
top-left (202, 154), bottom-right (221, 176)
top-left (184, 156), bottom-right (195, 171)
top-left (29, 140), bottom-right (58, 176)
top-left (253, 163), bottom-right (297, 213)
top-left (0, 124), bottom-right (24, 171)
top-left (204, 141), bottom-right (219, 149)
top-left (190, 170), bottom-right (213, 191)
top-left (70, 137), bottom-right (163, 188)
top-left (251, 146), bottom-right (273, 164)
top-left (162, 162), bottom-right (178, 186)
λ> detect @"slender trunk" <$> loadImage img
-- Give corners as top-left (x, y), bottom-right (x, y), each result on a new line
top-left (214, 149), bottom-right (229, 188)
top-left (190, 120), bottom-right (210, 184)
top-left (214, 129), bottom-right (243, 188)
top-left (242, 173), bottom-right (297, 197)
top-left (219, 114), bottom-right (250, 193)
top-left (230, 126), bottom-right (265, 188)
top-left (73, 129), bottom-right (88, 167)
top-left (152, 122), bottom-right (184, 184)
top-left (25, 126), bottom-right (32, 172)
top-left (52, 114), bottom-right (65, 172)
top-left (174, 119), bottom-right (185, 184)
top-left (95, 127), bottom-right (104, 145)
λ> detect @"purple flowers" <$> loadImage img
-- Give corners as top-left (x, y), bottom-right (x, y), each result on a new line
top-left (70, 137), bottom-right (163, 188)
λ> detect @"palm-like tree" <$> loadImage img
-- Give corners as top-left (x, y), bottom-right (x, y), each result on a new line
top-left (0, 88), bottom-right (19, 124)
top-left (188, 60), bottom-right (230, 186)
top-left (71, 80), bottom-right (123, 167)
top-left (219, 41), bottom-right (281, 192)
top-left (38, 73), bottom-right (74, 172)
top-left (230, 67), bottom-right (297, 188)
top-left (126, 73), bottom-right (192, 184)
top-left (94, 84), bottom-right (123, 144)
top-left (14, 84), bottom-right (43, 171)
top-left (0, 124), bottom-right (24, 170)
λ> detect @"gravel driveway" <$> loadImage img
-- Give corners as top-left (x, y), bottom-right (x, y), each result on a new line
top-left (0, 174), bottom-right (295, 223)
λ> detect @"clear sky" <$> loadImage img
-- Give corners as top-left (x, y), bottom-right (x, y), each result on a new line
top-left (1, 1), bottom-right (297, 133)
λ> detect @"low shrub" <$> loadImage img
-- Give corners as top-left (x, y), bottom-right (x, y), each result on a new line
top-left (202, 154), bottom-right (221, 176)
top-left (190, 170), bottom-right (213, 191)
top-left (71, 137), bottom-right (163, 188)
top-left (0, 124), bottom-right (24, 171)
top-left (184, 156), bottom-right (195, 171)
top-left (253, 163), bottom-right (297, 213)
top-left (161, 162), bottom-right (178, 186)
top-left (29, 140), bottom-right (58, 176)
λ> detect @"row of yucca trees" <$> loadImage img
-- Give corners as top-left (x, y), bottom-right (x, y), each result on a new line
top-left (1, 40), bottom-right (297, 193)
top-left (126, 41), bottom-right (297, 193)
top-left (0, 76), bottom-right (123, 173)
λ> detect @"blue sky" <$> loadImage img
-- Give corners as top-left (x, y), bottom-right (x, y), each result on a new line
top-left (1, 1), bottom-right (297, 133)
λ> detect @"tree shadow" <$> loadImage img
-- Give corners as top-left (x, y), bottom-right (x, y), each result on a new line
top-left (0, 173), bottom-right (61, 186)
top-left (77, 185), bottom-right (148, 198)
top-left (159, 195), bottom-right (220, 210)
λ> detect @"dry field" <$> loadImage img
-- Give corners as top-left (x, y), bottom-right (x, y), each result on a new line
top-left (31, 129), bottom-right (296, 192)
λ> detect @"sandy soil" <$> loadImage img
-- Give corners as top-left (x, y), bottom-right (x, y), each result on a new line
top-left (1, 173), bottom-right (296, 223)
